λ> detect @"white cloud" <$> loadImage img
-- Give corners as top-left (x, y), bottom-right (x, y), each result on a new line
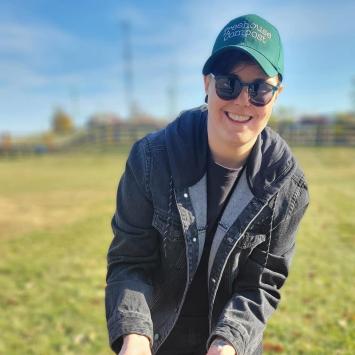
top-left (179, 0), bottom-right (355, 41)
top-left (1, 1), bottom-right (353, 134)
top-left (0, 19), bottom-right (124, 95)
top-left (0, 22), bottom-right (78, 60)
top-left (267, 2), bottom-right (355, 40)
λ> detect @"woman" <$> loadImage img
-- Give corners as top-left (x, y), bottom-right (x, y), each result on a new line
top-left (105, 14), bottom-right (309, 355)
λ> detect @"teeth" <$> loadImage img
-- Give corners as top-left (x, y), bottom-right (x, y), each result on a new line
top-left (226, 112), bottom-right (251, 122)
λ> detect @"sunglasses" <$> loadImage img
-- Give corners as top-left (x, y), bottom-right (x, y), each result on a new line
top-left (210, 73), bottom-right (280, 107)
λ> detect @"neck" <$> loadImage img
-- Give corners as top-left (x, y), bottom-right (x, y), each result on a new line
top-left (208, 136), bottom-right (256, 170)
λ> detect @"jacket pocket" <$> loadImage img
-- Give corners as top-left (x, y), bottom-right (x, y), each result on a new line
top-left (236, 233), bottom-right (266, 249)
top-left (152, 210), bottom-right (185, 269)
top-left (152, 210), bottom-right (183, 241)
top-left (229, 234), bottom-right (267, 287)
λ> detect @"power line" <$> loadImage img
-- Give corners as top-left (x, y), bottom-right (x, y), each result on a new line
top-left (121, 21), bottom-right (134, 119)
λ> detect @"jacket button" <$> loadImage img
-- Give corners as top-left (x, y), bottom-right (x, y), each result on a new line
top-left (154, 333), bottom-right (160, 341)
top-left (192, 237), bottom-right (197, 242)
top-left (211, 278), bottom-right (216, 283)
top-left (183, 193), bottom-right (188, 198)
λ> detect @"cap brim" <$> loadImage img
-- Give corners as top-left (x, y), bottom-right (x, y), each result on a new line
top-left (202, 46), bottom-right (279, 77)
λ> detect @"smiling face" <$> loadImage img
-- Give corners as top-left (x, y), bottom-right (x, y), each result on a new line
top-left (204, 59), bottom-right (282, 167)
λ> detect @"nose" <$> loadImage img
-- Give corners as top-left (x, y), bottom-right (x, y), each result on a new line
top-left (233, 86), bottom-right (250, 106)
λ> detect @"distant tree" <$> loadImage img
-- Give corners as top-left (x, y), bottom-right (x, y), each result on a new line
top-left (42, 132), bottom-right (54, 150)
top-left (269, 106), bottom-right (295, 130)
top-left (268, 114), bottom-right (278, 129)
top-left (272, 106), bottom-right (296, 122)
top-left (351, 76), bottom-right (355, 111)
top-left (335, 112), bottom-right (355, 124)
top-left (52, 108), bottom-right (75, 134)
top-left (0, 133), bottom-right (12, 150)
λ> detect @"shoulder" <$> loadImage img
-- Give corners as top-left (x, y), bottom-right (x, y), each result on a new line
top-left (271, 160), bottom-right (309, 235)
top-left (143, 104), bottom-right (208, 169)
top-left (258, 126), bottom-right (309, 218)
top-left (263, 126), bottom-right (308, 191)
top-left (142, 104), bottom-right (207, 149)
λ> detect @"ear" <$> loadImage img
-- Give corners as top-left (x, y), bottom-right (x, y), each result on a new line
top-left (203, 75), bottom-right (211, 95)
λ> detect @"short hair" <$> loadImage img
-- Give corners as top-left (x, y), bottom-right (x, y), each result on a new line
top-left (209, 49), bottom-right (282, 82)
top-left (209, 50), bottom-right (255, 75)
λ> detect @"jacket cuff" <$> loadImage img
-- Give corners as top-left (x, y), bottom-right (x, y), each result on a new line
top-left (107, 310), bottom-right (153, 353)
top-left (207, 321), bottom-right (248, 355)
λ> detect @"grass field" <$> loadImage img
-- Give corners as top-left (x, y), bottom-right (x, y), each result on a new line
top-left (0, 147), bottom-right (354, 354)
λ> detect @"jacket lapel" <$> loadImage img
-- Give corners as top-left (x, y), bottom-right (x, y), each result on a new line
top-left (188, 174), bottom-right (207, 265)
top-left (207, 169), bottom-right (254, 278)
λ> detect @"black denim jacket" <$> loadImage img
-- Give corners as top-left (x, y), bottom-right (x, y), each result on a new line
top-left (105, 106), bottom-right (309, 355)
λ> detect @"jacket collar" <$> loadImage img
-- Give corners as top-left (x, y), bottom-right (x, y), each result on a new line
top-left (165, 105), bottom-right (296, 200)
top-left (165, 105), bottom-right (209, 189)
top-left (246, 126), bottom-right (296, 201)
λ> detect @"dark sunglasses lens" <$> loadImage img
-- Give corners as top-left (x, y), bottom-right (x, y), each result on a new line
top-left (249, 82), bottom-right (275, 106)
top-left (215, 76), bottom-right (241, 100)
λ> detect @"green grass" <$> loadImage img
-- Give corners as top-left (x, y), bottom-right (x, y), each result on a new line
top-left (265, 148), bottom-right (355, 354)
top-left (0, 147), bottom-right (354, 354)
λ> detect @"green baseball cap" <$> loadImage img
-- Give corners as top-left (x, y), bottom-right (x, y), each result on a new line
top-left (202, 14), bottom-right (284, 78)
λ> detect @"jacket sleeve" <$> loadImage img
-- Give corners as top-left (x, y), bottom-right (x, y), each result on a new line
top-left (105, 138), bottom-right (159, 353)
top-left (209, 175), bottom-right (309, 355)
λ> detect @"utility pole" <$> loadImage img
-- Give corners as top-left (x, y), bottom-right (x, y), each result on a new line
top-left (167, 63), bottom-right (178, 120)
top-left (69, 86), bottom-right (79, 123)
top-left (121, 21), bottom-right (134, 119)
top-left (351, 76), bottom-right (355, 112)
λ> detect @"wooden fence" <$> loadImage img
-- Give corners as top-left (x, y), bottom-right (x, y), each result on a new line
top-left (273, 121), bottom-right (355, 146)
top-left (1, 121), bottom-right (354, 157)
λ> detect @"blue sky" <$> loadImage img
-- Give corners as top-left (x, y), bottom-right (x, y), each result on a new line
top-left (1, 0), bottom-right (354, 135)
